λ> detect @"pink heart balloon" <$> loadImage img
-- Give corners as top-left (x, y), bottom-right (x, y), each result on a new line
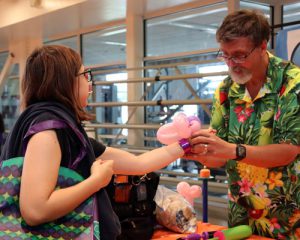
top-left (177, 181), bottom-right (202, 206)
top-left (177, 181), bottom-right (190, 195)
top-left (173, 112), bottom-right (191, 139)
top-left (157, 113), bottom-right (201, 145)
top-left (156, 123), bottom-right (181, 144)
top-left (190, 185), bottom-right (202, 198)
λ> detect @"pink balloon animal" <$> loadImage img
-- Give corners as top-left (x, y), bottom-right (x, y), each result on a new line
top-left (177, 181), bottom-right (202, 206)
top-left (157, 113), bottom-right (201, 145)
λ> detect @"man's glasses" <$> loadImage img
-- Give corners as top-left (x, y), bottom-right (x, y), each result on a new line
top-left (217, 46), bottom-right (256, 64)
top-left (78, 69), bottom-right (93, 82)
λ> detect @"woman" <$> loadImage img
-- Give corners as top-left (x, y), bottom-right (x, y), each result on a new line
top-left (0, 45), bottom-right (189, 239)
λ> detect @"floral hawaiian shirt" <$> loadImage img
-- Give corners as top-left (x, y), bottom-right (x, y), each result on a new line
top-left (210, 52), bottom-right (300, 239)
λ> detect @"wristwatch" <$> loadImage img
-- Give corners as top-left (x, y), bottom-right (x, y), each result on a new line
top-left (234, 144), bottom-right (246, 161)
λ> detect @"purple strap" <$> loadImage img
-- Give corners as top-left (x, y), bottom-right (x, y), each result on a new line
top-left (23, 119), bottom-right (87, 169)
top-left (178, 138), bottom-right (192, 154)
top-left (24, 120), bottom-right (68, 138)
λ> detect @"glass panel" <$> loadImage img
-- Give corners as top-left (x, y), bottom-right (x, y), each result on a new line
top-left (145, 54), bottom-right (224, 124)
top-left (88, 66), bottom-right (127, 145)
top-left (240, 1), bottom-right (272, 48)
top-left (144, 54), bottom-right (227, 176)
top-left (145, 2), bottom-right (227, 57)
top-left (44, 36), bottom-right (78, 51)
top-left (283, 2), bottom-right (300, 24)
top-left (0, 60), bottom-right (20, 133)
top-left (0, 51), bottom-right (9, 70)
top-left (82, 25), bottom-right (126, 66)
top-left (144, 53), bottom-right (226, 141)
top-left (240, 1), bottom-right (271, 21)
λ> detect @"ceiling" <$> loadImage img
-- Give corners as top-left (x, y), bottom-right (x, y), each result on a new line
top-left (0, 0), bottom-right (300, 54)
top-left (0, 0), bottom-right (199, 50)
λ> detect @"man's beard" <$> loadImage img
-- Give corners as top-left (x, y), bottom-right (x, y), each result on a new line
top-left (229, 66), bottom-right (252, 84)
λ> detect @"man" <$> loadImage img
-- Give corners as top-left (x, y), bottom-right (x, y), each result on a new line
top-left (188, 9), bottom-right (300, 239)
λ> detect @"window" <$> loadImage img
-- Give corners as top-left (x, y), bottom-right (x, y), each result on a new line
top-left (0, 51), bottom-right (20, 130)
top-left (283, 2), bottom-right (300, 24)
top-left (0, 51), bottom-right (9, 69)
top-left (44, 36), bottom-right (78, 51)
top-left (240, 1), bottom-right (271, 21)
top-left (82, 25), bottom-right (126, 66)
top-left (144, 54), bottom-right (225, 127)
top-left (89, 66), bottom-right (127, 145)
top-left (145, 3), bottom-right (227, 57)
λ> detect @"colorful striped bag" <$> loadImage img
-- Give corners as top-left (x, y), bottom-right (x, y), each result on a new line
top-left (0, 157), bottom-right (99, 239)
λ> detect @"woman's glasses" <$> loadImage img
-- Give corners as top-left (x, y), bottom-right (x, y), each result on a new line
top-left (78, 69), bottom-right (93, 82)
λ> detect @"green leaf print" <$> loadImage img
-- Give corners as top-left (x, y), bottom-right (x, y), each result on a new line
top-left (258, 127), bottom-right (272, 146)
top-left (260, 109), bottom-right (274, 128)
top-left (228, 202), bottom-right (248, 226)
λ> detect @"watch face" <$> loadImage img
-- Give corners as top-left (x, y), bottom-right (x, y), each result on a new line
top-left (236, 144), bottom-right (246, 160)
top-left (239, 145), bottom-right (246, 156)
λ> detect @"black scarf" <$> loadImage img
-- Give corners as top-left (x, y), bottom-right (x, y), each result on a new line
top-left (0, 101), bottom-right (121, 240)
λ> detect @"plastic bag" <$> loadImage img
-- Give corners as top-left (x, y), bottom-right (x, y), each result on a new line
top-left (154, 185), bottom-right (197, 233)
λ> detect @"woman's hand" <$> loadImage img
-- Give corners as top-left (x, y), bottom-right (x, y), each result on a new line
top-left (90, 159), bottom-right (114, 190)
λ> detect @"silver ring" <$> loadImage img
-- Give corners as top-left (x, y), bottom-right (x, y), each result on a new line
top-left (202, 144), bottom-right (208, 154)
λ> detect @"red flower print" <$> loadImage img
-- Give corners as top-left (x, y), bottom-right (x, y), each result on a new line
top-left (238, 178), bottom-right (253, 195)
top-left (275, 108), bottom-right (281, 121)
top-left (238, 114), bottom-right (248, 123)
top-left (244, 108), bottom-right (254, 117)
top-left (270, 217), bottom-right (281, 232)
top-left (220, 91), bottom-right (228, 105)
top-left (291, 175), bottom-right (297, 182)
top-left (234, 105), bottom-right (244, 114)
top-left (234, 105), bottom-right (254, 123)
top-left (279, 85), bottom-right (286, 97)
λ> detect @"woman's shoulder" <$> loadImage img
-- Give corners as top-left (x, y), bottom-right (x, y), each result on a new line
top-left (22, 101), bottom-right (77, 126)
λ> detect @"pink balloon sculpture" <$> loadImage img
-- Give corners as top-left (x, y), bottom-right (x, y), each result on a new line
top-left (177, 181), bottom-right (202, 206)
top-left (157, 113), bottom-right (201, 145)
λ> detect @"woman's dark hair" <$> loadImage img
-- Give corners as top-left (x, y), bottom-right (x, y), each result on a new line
top-left (216, 9), bottom-right (270, 47)
top-left (21, 45), bottom-right (90, 121)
